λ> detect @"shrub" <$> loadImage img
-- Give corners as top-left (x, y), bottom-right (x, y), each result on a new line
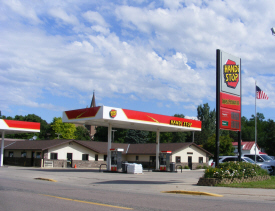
top-left (196, 165), bottom-right (202, 169)
top-left (203, 162), bottom-right (269, 179)
top-left (184, 165), bottom-right (189, 169)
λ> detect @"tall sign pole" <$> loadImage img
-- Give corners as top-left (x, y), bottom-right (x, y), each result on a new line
top-left (216, 50), bottom-right (221, 167)
top-left (216, 50), bottom-right (242, 167)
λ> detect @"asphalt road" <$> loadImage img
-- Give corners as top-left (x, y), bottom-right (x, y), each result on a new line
top-left (0, 166), bottom-right (275, 210)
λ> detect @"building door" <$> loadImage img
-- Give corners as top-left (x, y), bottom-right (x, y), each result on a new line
top-left (188, 156), bottom-right (192, 170)
top-left (67, 153), bottom-right (72, 168)
top-left (31, 151), bottom-right (35, 166)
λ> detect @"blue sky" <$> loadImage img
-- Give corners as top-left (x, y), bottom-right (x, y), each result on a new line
top-left (1, 0), bottom-right (275, 124)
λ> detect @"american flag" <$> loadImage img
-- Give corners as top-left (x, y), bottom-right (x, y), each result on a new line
top-left (256, 86), bottom-right (269, 100)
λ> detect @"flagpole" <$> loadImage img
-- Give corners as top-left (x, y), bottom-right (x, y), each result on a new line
top-left (255, 81), bottom-right (257, 163)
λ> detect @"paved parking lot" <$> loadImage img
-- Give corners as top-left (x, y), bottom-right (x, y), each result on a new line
top-left (1, 166), bottom-right (275, 202)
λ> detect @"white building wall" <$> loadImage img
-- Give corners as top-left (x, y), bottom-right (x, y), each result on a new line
top-left (233, 143), bottom-right (260, 155)
top-left (249, 143), bottom-right (260, 154)
top-left (48, 142), bottom-right (99, 161)
top-left (126, 155), bottom-right (151, 162)
top-left (172, 145), bottom-right (207, 163)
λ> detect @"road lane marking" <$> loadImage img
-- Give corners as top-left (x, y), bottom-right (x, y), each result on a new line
top-left (41, 194), bottom-right (133, 210)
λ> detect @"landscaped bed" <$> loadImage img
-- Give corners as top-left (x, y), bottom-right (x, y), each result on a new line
top-left (197, 162), bottom-right (271, 186)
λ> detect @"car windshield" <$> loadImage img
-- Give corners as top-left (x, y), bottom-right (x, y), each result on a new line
top-left (261, 155), bottom-right (273, 161)
top-left (243, 157), bottom-right (255, 164)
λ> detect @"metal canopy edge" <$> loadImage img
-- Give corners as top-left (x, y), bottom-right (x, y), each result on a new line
top-left (0, 119), bottom-right (40, 134)
top-left (1, 119), bottom-right (41, 167)
top-left (62, 106), bottom-right (201, 132)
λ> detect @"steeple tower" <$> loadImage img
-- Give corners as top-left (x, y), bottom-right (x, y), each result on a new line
top-left (86, 90), bottom-right (97, 139)
top-left (90, 90), bottom-right (96, 108)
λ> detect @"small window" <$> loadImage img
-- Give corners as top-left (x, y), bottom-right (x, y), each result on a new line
top-left (199, 157), bottom-right (203, 163)
top-left (21, 152), bottom-right (27, 158)
top-left (150, 156), bottom-right (156, 162)
top-left (36, 152), bottom-right (41, 159)
top-left (9, 151), bottom-right (14, 157)
top-left (136, 156), bottom-right (139, 161)
top-left (104, 155), bottom-right (107, 161)
top-left (256, 156), bottom-right (264, 162)
top-left (176, 156), bottom-right (181, 163)
top-left (223, 157), bottom-right (237, 162)
top-left (95, 154), bottom-right (98, 161)
top-left (50, 153), bottom-right (58, 160)
top-left (82, 154), bottom-right (89, 161)
top-left (245, 155), bottom-right (254, 160)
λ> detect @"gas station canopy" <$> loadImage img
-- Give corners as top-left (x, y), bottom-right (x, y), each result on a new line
top-left (62, 105), bottom-right (201, 171)
top-left (0, 119), bottom-right (40, 134)
top-left (62, 106), bottom-right (201, 132)
top-left (0, 119), bottom-right (40, 167)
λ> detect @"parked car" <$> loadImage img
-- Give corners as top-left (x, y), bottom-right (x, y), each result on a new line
top-left (209, 156), bottom-right (236, 167)
top-left (269, 156), bottom-right (275, 160)
top-left (219, 156), bottom-right (273, 175)
top-left (243, 154), bottom-right (275, 175)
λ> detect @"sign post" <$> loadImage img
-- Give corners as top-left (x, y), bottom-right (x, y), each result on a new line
top-left (216, 49), bottom-right (241, 167)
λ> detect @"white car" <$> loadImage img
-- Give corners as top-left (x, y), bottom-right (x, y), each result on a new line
top-left (243, 154), bottom-right (275, 175)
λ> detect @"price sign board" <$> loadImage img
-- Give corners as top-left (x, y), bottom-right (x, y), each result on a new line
top-left (220, 108), bottom-right (241, 131)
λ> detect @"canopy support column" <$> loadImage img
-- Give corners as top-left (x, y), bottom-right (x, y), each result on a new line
top-left (156, 129), bottom-right (160, 170)
top-left (1, 131), bottom-right (5, 167)
top-left (107, 124), bottom-right (112, 171)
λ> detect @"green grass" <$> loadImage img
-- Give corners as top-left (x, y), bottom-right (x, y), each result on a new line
top-left (216, 176), bottom-right (275, 189)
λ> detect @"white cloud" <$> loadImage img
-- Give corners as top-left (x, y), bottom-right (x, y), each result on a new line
top-left (91, 25), bottom-right (110, 35)
top-left (82, 11), bottom-right (108, 27)
top-left (2, 0), bottom-right (41, 24)
top-left (163, 0), bottom-right (184, 9)
top-left (1, 0), bottom-right (275, 122)
top-left (49, 7), bottom-right (79, 25)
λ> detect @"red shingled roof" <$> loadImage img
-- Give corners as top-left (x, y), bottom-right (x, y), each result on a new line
top-left (232, 141), bottom-right (259, 150)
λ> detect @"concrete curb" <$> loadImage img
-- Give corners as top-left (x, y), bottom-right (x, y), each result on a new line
top-left (162, 190), bottom-right (223, 197)
top-left (34, 178), bottom-right (57, 182)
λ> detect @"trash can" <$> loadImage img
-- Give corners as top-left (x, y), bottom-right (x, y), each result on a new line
top-left (170, 162), bottom-right (175, 172)
top-left (122, 161), bottom-right (128, 172)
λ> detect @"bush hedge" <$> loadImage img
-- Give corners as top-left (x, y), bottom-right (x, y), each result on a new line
top-left (204, 162), bottom-right (269, 179)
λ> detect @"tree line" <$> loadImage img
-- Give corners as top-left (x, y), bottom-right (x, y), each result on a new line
top-left (1, 103), bottom-right (275, 156)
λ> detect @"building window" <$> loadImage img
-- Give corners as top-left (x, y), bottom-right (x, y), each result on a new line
top-left (9, 151), bottom-right (13, 158)
top-left (136, 156), bottom-right (139, 161)
top-left (150, 156), bottom-right (156, 162)
top-left (50, 153), bottom-right (58, 160)
top-left (176, 156), bottom-right (181, 163)
top-left (104, 155), bottom-right (107, 161)
top-left (199, 157), bottom-right (203, 163)
top-left (9, 151), bottom-right (14, 157)
top-left (36, 152), bottom-right (41, 159)
top-left (95, 154), bottom-right (98, 161)
top-left (82, 154), bottom-right (89, 161)
top-left (21, 152), bottom-right (27, 158)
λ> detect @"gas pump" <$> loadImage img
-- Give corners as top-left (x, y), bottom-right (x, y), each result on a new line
top-left (159, 151), bottom-right (171, 171)
top-left (110, 148), bottom-right (124, 171)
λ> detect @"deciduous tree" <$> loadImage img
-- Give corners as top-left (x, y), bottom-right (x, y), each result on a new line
top-left (51, 117), bottom-right (76, 139)
top-left (195, 103), bottom-right (216, 145)
top-left (203, 134), bottom-right (234, 156)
